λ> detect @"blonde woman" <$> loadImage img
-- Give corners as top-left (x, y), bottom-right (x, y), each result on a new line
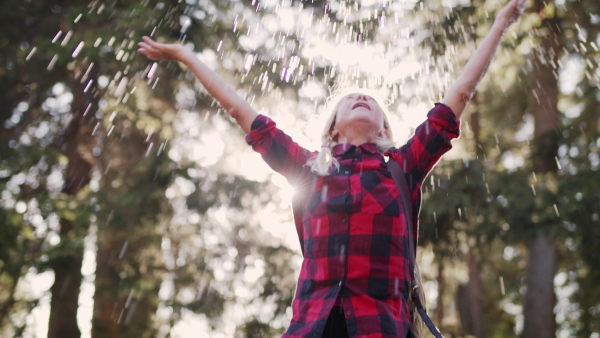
top-left (138, 0), bottom-right (525, 336)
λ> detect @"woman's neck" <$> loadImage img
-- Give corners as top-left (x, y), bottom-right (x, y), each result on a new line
top-left (334, 121), bottom-right (380, 146)
top-left (336, 136), bottom-right (372, 147)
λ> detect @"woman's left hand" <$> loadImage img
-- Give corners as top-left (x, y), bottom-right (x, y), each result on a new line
top-left (496, 0), bottom-right (527, 27)
top-left (137, 36), bottom-right (191, 62)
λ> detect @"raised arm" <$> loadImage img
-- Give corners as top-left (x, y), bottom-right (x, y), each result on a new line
top-left (443, 0), bottom-right (526, 119)
top-left (137, 36), bottom-right (257, 133)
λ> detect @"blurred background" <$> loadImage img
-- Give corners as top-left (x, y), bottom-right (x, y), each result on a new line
top-left (0, 0), bottom-right (599, 337)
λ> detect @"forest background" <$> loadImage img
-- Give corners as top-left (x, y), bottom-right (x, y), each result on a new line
top-left (0, 0), bottom-right (599, 337)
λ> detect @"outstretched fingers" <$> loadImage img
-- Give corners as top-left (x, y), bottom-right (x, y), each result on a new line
top-left (513, 0), bottom-right (526, 15)
top-left (137, 42), bottom-right (161, 60)
top-left (498, 0), bottom-right (526, 26)
top-left (137, 36), bottom-right (186, 62)
top-left (141, 36), bottom-right (162, 48)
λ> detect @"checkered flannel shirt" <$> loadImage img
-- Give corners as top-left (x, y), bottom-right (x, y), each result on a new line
top-left (245, 103), bottom-right (460, 338)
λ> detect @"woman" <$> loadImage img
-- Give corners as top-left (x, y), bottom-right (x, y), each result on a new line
top-left (138, 0), bottom-right (525, 336)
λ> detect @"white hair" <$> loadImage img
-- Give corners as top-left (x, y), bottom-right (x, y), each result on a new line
top-left (307, 88), bottom-right (395, 176)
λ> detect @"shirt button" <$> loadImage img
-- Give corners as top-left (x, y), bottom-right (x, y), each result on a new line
top-left (355, 148), bottom-right (360, 152)
top-left (352, 158), bottom-right (358, 162)
top-left (346, 311), bottom-right (353, 316)
top-left (344, 170), bottom-right (350, 175)
top-left (342, 218), bottom-right (347, 223)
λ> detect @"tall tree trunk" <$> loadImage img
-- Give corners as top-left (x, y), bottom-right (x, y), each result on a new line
top-left (456, 251), bottom-right (485, 337)
top-left (523, 234), bottom-right (557, 338)
top-left (91, 231), bottom-right (121, 338)
top-left (91, 123), bottom-right (162, 338)
top-left (92, 206), bottom-right (162, 338)
top-left (48, 70), bottom-right (98, 337)
top-left (522, 7), bottom-right (561, 337)
top-left (467, 250), bottom-right (484, 338)
top-left (434, 258), bottom-right (445, 324)
top-left (466, 95), bottom-right (485, 337)
top-left (48, 219), bottom-right (84, 338)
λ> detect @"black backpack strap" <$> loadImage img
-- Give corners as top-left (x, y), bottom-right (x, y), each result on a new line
top-left (387, 159), bottom-right (416, 263)
top-left (387, 159), bottom-right (444, 338)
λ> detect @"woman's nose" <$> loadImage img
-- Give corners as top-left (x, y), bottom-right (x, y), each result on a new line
top-left (356, 94), bottom-right (368, 101)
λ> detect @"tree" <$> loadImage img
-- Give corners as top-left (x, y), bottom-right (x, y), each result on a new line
top-left (521, 2), bottom-right (562, 336)
top-left (2, 0), bottom-right (596, 335)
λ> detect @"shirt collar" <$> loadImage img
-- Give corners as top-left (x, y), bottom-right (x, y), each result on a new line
top-left (331, 142), bottom-right (381, 157)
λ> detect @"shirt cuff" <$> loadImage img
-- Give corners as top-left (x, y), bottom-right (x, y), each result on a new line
top-left (245, 114), bottom-right (274, 146)
top-left (428, 102), bottom-right (460, 132)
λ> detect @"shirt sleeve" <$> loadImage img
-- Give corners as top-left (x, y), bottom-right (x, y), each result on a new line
top-left (245, 114), bottom-right (316, 185)
top-left (390, 102), bottom-right (460, 191)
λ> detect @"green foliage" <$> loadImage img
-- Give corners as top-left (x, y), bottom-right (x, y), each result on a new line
top-left (236, 317), bottom-right (277, 338)
top-left (1, 0), bottom-right (598, 336)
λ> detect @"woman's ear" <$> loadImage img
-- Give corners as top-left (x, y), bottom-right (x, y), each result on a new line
top-left (330, 128), bottom-right (339, 141)
top-left (329, 127), bottom-right (340, 140)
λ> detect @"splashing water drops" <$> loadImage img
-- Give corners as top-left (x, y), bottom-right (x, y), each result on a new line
top-left (72, 41), bottom-right (85, 58)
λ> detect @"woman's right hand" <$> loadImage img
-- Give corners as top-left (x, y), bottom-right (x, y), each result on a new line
top-left (137, 36), bottom-right (191, 62)
top-left (496, 0), bottom-right (526, 28)
top-left (137, 35), bottom-right (258, 133)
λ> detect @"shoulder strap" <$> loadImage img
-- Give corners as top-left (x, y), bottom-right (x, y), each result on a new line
top-left (387, 159), bottom-right (416, 267)
top-left (387, 158), bottom-right (444, 338)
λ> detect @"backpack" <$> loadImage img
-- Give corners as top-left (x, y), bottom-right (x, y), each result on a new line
top-left (388, 159), bottom-right (444, 338)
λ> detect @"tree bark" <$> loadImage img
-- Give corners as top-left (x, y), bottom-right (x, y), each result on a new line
top-left (91, 120), bottom-right (161, 338)
top-left (522, 5), bottom-right (561, 337)
top-left (468, 251), bottom-right (484, 338)
top-left (455, 251), bottom-right (485, 337)
top-left (48, 219), bottom-right (84, 338)
top-left (91, 205), bottom-right (162, 338)
top-left (48, 70), bottom-right (98, 338)
top-left (523, 234), bottom-right (557, 338)
top-left (91, 232), bottom-right (120, 338)
top-left (434, 258), bottom-right (445, 324)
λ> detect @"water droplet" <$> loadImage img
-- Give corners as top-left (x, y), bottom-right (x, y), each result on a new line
top-left (61, 30), bottom-right (73, 47)
top-left (124, 288), bottom-right (135, 308)
top-left (52, 30), bottom-right (62, 43)
top-left (146, 142), bottom-right (154, 157)
top-left (147, 62), bottom-right (158, 79)
top-left (22, 47), bottom-right (37, 63)
top-left (83, 79), bottom-right (93, 93)
top-left (180, 15), bottom-right (191, 34)
top-left (118, 241), bottom-right (129, 260)
top-left (554, 156), bottom-right (562, 170)
top-left (47, 55), bottom-right (59, 71)
top-left (114, 77), bottom-right (129, 97)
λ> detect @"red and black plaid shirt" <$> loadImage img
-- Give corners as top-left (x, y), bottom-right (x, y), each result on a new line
top-left (245, 103), bottom-right (459, 337)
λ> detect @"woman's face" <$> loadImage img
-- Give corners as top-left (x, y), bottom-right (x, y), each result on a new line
top-left (331, 93), bottom-right (385, 141)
